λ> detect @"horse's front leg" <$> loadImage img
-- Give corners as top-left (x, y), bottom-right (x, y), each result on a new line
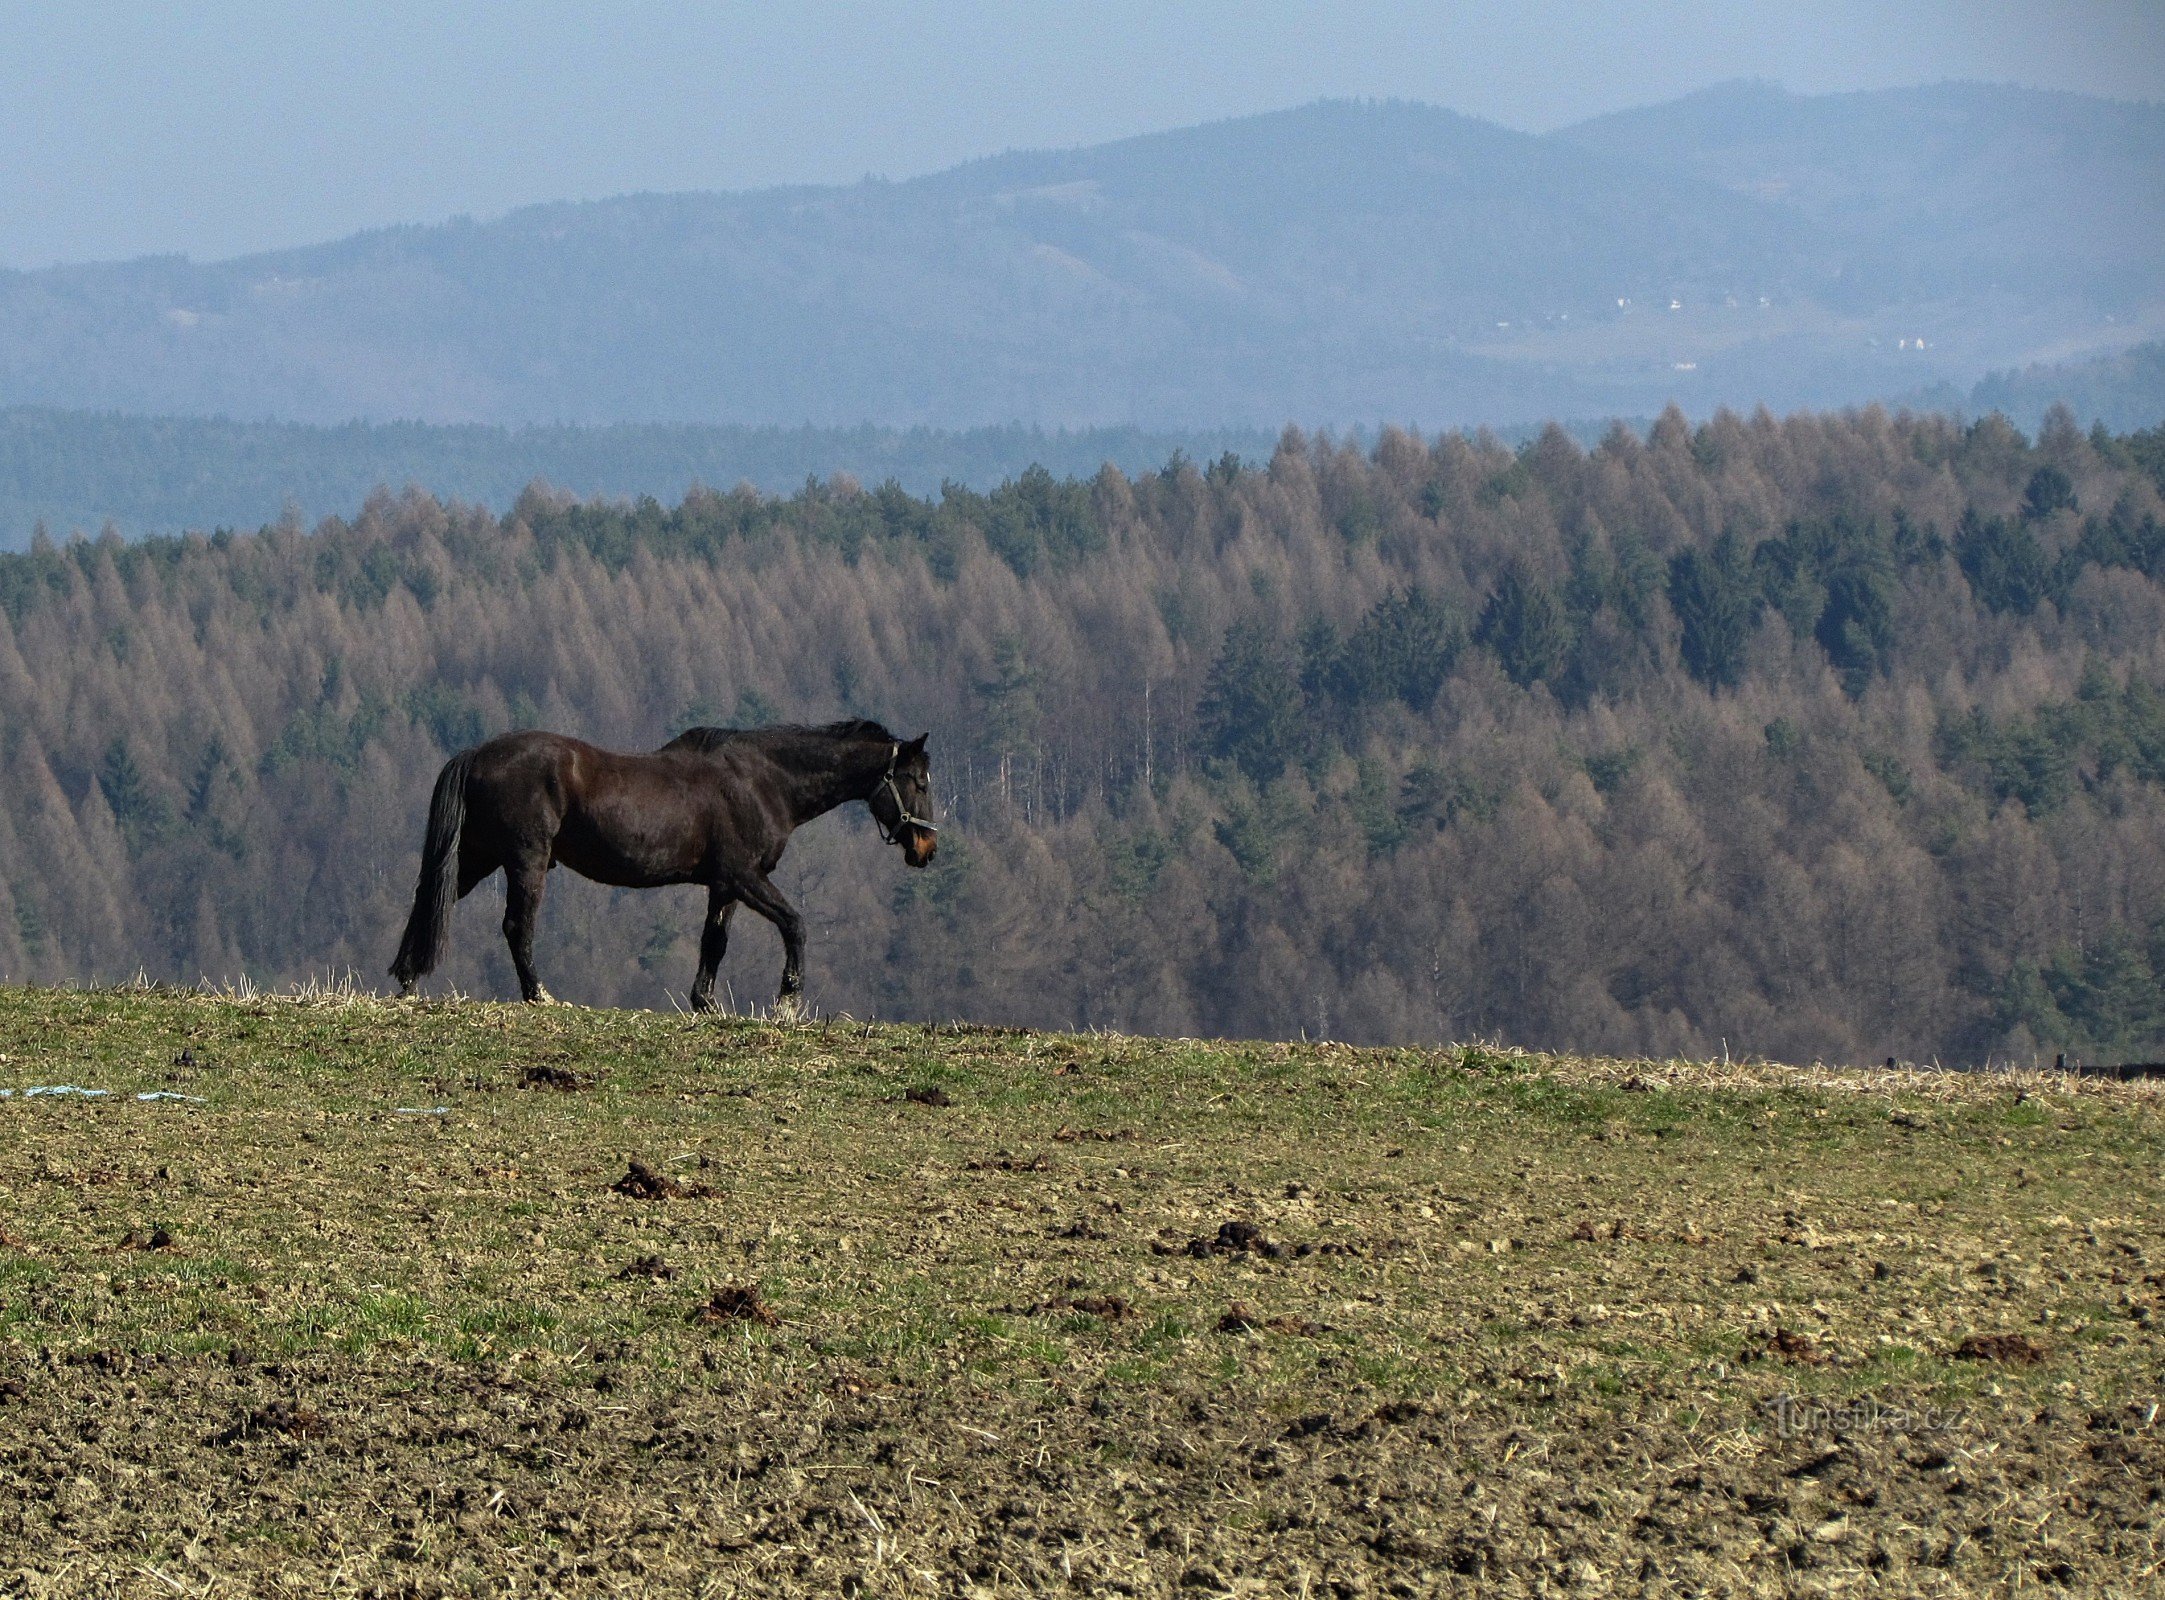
top-left (689, 890), bottom-right (737, 1013)
top-left (734, 873), bottom-right (806, 1020)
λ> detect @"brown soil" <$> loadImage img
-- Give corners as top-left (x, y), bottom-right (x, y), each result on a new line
top-left (1216, 1302), bottom-right (1327, 1337)
top-left (1953, 1331), bottom-right (2051, 1365)
top-left (111, 1224), bottom-right (176, 1253)
top-left (692, 1284), bottom-right (780, 1328)
top-left (2, 990), bottom-right (2161, 1596)
top-left (610, 1159), bottom-right (713, 1199)
top-left (521, 1062), bottom-right (596, 1091)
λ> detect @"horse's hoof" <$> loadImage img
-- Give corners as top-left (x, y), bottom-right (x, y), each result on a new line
top-left (771, 993), bottom-right (803, 1024)
top-left (528, 987), bottom-right (562, 1006)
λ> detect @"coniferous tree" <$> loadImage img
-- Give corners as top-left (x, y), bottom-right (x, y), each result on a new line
top-left (1667, 536), bottom-right (1756, 689)
top-left (1475, 568), bottom-right (1569, 689)
top-left (1198, 622), bottom-right (1301, 785)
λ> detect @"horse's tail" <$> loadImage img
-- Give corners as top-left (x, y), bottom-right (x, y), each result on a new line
top-left (390, 748), bottom-right (477, 992)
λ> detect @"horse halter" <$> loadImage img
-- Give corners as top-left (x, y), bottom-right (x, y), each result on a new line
top-left (873, 743), bottom-right (939, 845)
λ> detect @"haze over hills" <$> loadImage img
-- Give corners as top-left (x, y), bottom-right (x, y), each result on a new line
top-left (2, 84), bottom-right (2158, 434)
top-left (1560, 80), bottom-right (2165, 308)
top-left (6, 338), bottom-right (2161, 547)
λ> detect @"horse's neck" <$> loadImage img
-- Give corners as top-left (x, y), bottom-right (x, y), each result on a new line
top-left (774, 739), bottom-right (885, 824)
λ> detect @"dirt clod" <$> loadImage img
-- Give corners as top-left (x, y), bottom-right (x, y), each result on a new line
top-left (521, 1063), bottom-right (595, 1091)
top-left (692, 1284), bottom-right (779, 1328)
top-left (616, 1254), bottom-right (676, 1281)
top-left (115, 1225), bottom-right (176, 1252)
top-left (230, 1400), bottom-right (328, 1441)
top-left (967, 1151), bottom-right (1050, 1173)
top-left (904, 1086), bottom-right (952, 1107)
top-left (1217, 1302), bottom-right (1326, 1336)
top-left (1186, 1219), bottom-right (1293, 1260)
top-left (611, 1160), bottom-right (712, 1199)
top-left (1743, 1327), bottom-right (1829, 1365)
top-left (1016, 1293), bottom-right (1133, 1321)
top-left (1955, 1332), bottom-right (2049, 1365)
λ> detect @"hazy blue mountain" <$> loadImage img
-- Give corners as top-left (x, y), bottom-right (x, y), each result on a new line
top-left (1560, 80), bottom-right (2165, 306)
top-left (0, 90), bottom-right (2158, 431)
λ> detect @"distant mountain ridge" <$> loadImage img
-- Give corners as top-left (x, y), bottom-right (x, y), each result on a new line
top-left (0, 85), bottom-right (2159, 429)
top-left (1560, 80), bottom-right (2165, 303)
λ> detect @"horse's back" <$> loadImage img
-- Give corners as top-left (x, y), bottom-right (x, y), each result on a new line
top-left (461, 729), bottom-right (758, 886)
top-left (466, 728), bottom-right (589, 790)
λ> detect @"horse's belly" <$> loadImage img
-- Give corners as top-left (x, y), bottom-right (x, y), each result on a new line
top-left (552, 824), bottom-right (701, 888)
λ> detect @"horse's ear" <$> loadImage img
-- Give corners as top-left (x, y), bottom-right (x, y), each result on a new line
top-left (908, 733), bottom-right (928, 754)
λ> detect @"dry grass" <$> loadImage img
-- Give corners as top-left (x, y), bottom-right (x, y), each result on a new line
top-left (0, 987), bottom-right (2160, 1596)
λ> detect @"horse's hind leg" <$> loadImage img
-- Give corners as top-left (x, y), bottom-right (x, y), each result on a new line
top-left (734, 873), bottom-right (806, 1020)
top-left (502, 857), bottom-right (556, 1004)
top-left (690, 890), bottom-right (737, 1013)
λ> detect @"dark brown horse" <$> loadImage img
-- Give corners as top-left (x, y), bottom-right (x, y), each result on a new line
top-left (389, 719), bottom-right (936, 1012)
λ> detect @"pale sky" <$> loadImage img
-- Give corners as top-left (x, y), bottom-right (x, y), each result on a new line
top-left (2, 0), bottom-right (2161, 268)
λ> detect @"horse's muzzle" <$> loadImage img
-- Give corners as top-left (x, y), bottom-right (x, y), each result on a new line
top-left (903, 827), bottom-right (937, 868)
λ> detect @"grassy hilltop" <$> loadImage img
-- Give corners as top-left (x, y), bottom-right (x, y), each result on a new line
top-left (0, 988), bottom-right (2160, 1596)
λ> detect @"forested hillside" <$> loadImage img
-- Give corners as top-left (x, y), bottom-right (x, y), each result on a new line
top-left (5, 405), bottom-right (2165, 1066)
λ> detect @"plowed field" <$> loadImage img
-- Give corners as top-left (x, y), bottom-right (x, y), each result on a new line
top-left (1, 990), bottom-right (2160, 1596)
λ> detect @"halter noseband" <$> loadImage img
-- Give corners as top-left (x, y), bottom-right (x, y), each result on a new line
top-left (874, 743), bottom-right (939, 845)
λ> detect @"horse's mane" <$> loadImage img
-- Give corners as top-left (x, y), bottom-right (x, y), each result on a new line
top-left (663, 717), bottom-right (893, 755)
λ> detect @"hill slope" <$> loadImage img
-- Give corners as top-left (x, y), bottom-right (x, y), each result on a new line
top-left (1, 89), bottom-right (2158, 429)
top-left (1, 987), bottom-right (2159, 1593)
top-left (1561, 81), bottom-right (2165, 306)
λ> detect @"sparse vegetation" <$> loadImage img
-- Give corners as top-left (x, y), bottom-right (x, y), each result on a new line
top-left (1, 988), bottom-right (2160, 1592)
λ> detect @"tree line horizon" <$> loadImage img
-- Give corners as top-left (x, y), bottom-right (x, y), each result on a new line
top-left (5, 403), bottom-right (2165, 1067)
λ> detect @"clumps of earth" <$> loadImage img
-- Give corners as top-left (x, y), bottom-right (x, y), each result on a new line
top-left (966, 1151), bottom-right (1050, 1173)
top-left (1954, 1332), bottom-right (2050, 1365)
top-left (1216, 1303), bottom-right (1327, 1337)
top-left (1744, 1327), bottom-right (1830, 1365)
top-left (219, 1399), bottom-right (329, 1444)
top-left (1164, 1218), bottom-right (1360, 1262)
top-left (610, 1160), bottom-right (714, 1200)
top-left (691, 1285), bottom-right (779, 1328)
top-left (1179, 1219), bottom-right (1291, 1259)
top-left (1006, 1293), bottom-right (1132, 1321)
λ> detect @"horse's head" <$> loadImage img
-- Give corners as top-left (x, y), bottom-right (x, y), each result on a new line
top-left (871, 734), bottom-right (938, 868)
